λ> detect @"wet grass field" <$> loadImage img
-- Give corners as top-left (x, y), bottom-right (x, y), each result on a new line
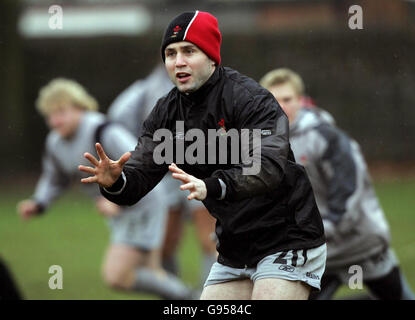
top-left (1, 178), bottom-right (414, 299)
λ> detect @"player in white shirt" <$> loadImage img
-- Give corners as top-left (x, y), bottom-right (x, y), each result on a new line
top-left (17, 78), bottom-right (195, 299)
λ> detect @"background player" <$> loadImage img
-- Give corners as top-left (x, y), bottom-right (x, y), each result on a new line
top-left (16, 78), bottom-right (194, 299)
top-left (260, 68), bottom-right (415, 300)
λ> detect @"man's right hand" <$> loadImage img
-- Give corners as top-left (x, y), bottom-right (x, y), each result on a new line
top-left (79, 143), bottom-right (131, 188)
top-left (17, 199), bottom-right (40, 220)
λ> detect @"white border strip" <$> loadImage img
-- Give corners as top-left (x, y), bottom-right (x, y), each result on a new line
top-left (183, 10), bottom-right (199, 40)
top-left (19, 6), bottom-right (151, 38)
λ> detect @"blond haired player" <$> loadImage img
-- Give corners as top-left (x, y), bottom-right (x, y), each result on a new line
top-left (260, 68), bottom-right (414, 300)
top-left (17, 78), bottom-right (195, 299)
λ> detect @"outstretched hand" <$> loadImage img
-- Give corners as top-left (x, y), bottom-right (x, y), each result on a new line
top-left (169, 163), bottom-right (207, 201)
top-left (79, 143), bottom-right (131, 188)
top-left (17, 199), bottom-right (40, 221)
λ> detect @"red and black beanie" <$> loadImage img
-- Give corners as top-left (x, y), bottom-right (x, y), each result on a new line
top-left (161, 10), bottom-right (222, 65)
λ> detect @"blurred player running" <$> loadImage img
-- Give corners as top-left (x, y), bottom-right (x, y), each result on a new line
top-left (17, 78), bottom-right (195, 299)
top-left (107, 64), bottom-right (217, 285)
top-left (260, 68), bottom-right (415, 300)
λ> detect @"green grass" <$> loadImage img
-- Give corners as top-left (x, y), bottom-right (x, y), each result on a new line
top-left (0, 179), bottom-right (414, 300)
top-left (0, 185), bottom-right (201, 300)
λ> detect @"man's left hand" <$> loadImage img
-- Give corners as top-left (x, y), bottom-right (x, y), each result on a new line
top-left (169, 163), bottom-right (207, 201)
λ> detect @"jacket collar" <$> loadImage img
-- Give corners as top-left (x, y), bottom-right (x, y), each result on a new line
top-left (178, 66), bottom-right (222, 103)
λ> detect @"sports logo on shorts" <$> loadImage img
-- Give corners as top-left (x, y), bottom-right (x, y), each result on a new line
top-left (306, 272), bottom-right (320, 280)
top-left (278, 265), bottom-right (295, 273)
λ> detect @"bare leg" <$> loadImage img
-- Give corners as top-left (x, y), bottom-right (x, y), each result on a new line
top-left (252, 278), bottom-right (311, 300)
top-left (200, 279), bottom-right (253, 300)
top-left (161, 208), bottom-right (184, 275)
top-left (102, 244), bottom-right (143, 290)
top-left (102, 244), bottom-right (193, 299)
top-left (192, 206), bottom-right (217, 284)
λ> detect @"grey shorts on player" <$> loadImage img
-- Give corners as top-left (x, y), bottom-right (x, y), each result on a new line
top-left (108, 182), bottom-right (168, 250)
top-left (204, 243), bottom-right (327, 291)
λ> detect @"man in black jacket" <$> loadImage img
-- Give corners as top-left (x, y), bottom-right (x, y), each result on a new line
top-left (79, 11), bottom-right (326, 299)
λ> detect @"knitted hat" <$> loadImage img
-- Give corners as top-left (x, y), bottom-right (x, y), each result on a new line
top-left (161, 11), bottom-right (222, 65)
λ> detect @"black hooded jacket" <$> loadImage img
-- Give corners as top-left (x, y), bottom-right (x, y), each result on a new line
top-left (101, 66), bottom-right (325, 268)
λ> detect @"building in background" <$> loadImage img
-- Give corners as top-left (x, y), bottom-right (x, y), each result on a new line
top-left (2, 0), bottom-right (415, 175)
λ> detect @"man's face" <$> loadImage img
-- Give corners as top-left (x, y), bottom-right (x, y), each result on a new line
top-left (164, 41), bottom-right (215, 93)
top-left (46, 104), bottom-right (83, 139)
top-left (268, 83), bottom-right (302, 123)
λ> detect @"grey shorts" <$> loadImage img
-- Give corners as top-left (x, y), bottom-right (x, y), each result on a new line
top-left (327, 247), bottom-right (399, 283)
top-left (108, 182), bottom-right (168, 250)
top-left (162, 174), bottom-right (204, 217)
top-left (204, 243), bottom-right (327, 291)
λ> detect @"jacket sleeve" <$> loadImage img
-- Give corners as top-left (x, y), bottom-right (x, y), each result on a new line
top-left (206, 93), bottom-right (290, 201)
top-left (32, 144), bottom-right (70, 212)
top-left (314, 123), bottom-right (363, 231)
top-left (100, 106), bottom-right (168, 206)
